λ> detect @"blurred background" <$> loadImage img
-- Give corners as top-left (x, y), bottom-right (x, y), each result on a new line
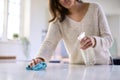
top-left (0, 0), bottom-right (120, 61)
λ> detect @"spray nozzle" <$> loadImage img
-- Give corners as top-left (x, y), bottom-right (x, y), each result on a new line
top-left (77, 32), bottom-right (85, 41)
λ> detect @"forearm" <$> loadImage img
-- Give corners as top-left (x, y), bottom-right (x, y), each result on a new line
top-left (35, 40), bottom-right (58, 62)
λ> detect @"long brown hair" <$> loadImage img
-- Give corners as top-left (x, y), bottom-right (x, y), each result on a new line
top-left (49, 0), bottom-right (83, 23)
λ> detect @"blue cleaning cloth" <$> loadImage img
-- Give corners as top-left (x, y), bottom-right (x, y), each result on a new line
top-left (26, 62), bottom-right (47, 71)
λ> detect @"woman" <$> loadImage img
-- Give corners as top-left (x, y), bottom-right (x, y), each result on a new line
top-left (29, 0), bottom-right (113, 67)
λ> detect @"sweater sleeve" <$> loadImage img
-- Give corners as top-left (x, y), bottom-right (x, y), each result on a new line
top-left (35, 22), bottom-right (62, 61)
top-left (93, 4), bottom-right (113, 53)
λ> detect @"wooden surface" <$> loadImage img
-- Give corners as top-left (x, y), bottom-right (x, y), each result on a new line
top-left (0, 56), bottom-right (16, 59)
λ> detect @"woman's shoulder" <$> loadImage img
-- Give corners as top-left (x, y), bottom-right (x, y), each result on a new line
top-left (49, 18), bottom-right (59, 24)
top-left (89, 2), bottom-right (102, 9)
top-left (49, 18), bottom-right (62, 27)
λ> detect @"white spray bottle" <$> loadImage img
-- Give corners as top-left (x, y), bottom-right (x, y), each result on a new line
top-left (78, 32), bottom-right (95, 65)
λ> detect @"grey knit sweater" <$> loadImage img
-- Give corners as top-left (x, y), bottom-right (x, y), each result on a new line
top-left (36, 3), bottom-right (113, 65)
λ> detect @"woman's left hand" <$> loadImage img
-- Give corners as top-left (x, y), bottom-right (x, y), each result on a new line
top-left (80, 36), bottom-right (96, 50)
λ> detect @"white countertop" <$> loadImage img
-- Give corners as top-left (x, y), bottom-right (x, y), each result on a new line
top-left (0, 60), bottom-right (120, 80)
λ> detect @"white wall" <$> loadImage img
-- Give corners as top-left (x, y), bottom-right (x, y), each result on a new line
top-left (0, 41), bottom-right (26, 59)
top-left (84, 0), bottom-right (120, 15)
top-left (28, 0), bottom-right (49, 59)
top-left (107, 15), bottom-right (120, 57)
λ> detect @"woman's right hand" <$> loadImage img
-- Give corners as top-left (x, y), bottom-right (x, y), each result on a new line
top-left (29, 57), bottom-right (45, 68)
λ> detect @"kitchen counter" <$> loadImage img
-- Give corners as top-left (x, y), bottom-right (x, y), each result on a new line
top-left (0, 60), bottom-right (120, 80)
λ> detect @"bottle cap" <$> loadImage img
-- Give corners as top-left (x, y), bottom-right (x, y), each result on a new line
top-left (77, 32), bottom-right (85, 41)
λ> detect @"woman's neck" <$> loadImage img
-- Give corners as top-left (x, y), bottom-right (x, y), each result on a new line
top-left (69, 2), bottom-right (84, 15)
top-left (67, 2), bottom-right (90, 22)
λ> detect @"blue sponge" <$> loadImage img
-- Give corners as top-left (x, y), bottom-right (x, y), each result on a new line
top-left (26, 62), bottom-right (47, 71)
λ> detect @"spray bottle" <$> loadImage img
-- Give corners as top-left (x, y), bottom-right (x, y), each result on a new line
top-left (78, 32), bottom-right (95, 65)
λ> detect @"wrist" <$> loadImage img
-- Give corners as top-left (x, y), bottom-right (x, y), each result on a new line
top-left (36, 57), bottom-right (45, 62)
top-left (92, 37), bottom-right (96, 48)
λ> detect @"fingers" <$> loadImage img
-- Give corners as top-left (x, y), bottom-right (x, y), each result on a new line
top-left (80, 36), bottom-right (93, 50)
top-left (29, 58), bottom-right (43, 68)
top-left (32, 59), bottom-right (37, 65)
top-left (36, 57), bottom-right (45, 62)
top-left (81, 41), bottom-right (92, 50)
top-left (29, 59), bottom-right (35, 68)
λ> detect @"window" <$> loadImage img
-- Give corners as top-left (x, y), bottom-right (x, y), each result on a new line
top-left (8, 0), bottom-right (21, 39)
top-left (0, 0), bottom-right (21, 40)
top-left (0, 0), bottom-right (4, 39)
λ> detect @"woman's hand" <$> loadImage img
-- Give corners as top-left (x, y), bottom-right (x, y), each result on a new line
top-left (80, 36), bottom-right (96, 50)
top-left (29, 57), bottom-right (45, 68)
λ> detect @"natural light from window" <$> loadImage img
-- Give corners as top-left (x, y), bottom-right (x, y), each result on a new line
top-left (0, 0), bottom-right (4, 39)
top-left (7, 0), bottom-right (21, 39)
top-left (0, 0), bottom-right (21, 40)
